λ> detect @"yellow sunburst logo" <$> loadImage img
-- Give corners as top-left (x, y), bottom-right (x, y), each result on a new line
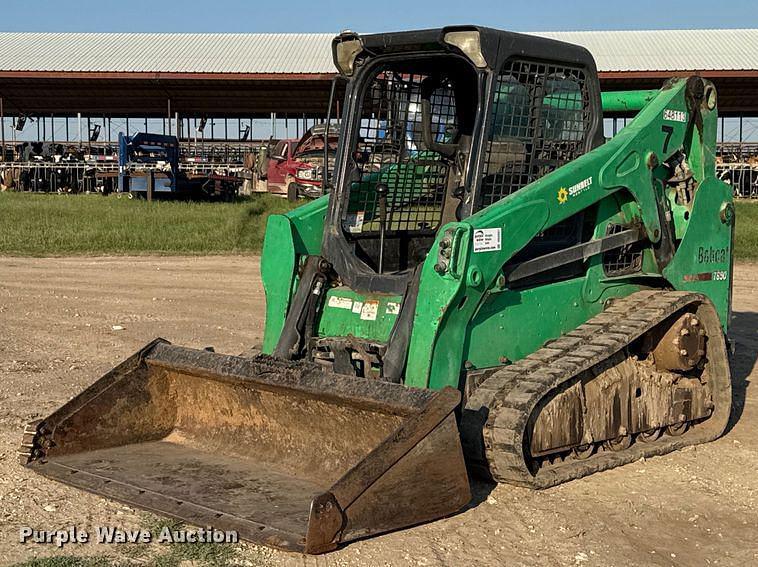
top-left (557, 187), bottom-right (568, 204)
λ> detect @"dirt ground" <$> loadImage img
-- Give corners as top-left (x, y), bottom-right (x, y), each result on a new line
top-left (0, 256), bottom-right (755, 567)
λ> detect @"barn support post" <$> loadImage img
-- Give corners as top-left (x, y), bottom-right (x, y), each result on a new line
top-left (720, 116), bottom-right (724, 144)
top-left (1, 97), bottom-right (4, 162)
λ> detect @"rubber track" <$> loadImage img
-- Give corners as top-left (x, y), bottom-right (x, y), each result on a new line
top-left (460, 290), bottom-right (732, 489)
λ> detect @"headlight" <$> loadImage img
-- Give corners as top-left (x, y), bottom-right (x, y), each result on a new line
top-left (297, 168), bottom-right (315, 180)
top-left (443, 30), bottom-right (486, 69)
top-left (334, 33), bottom-right (363, 76)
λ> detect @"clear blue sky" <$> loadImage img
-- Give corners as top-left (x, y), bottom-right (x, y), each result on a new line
top-left (2, 0), bottom-right (756, 32)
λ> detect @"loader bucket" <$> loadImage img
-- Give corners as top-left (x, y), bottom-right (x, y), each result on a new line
top-left (20, 339), bottom-right (471, 553)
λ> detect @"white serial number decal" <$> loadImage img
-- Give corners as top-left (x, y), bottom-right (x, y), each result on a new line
top-left (663, 109), bottom-right (687, 122)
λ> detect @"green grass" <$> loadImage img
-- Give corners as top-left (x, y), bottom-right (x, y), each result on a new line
top-left (12, 543), bottom-right (239, 567)
top-left (735, 200), bottom-right (758, 261)
top-left (137, 515), bottom-right (237, 567)
top-left (0, 192), bottom-right (756, 260)
top-left (0, 192), bottom-right (298, 256)
top-left (13, 558), bottom-right (112, 567)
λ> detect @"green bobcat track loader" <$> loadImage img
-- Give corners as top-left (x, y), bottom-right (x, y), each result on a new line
top-left (21, 26), bottom-right (734, 554)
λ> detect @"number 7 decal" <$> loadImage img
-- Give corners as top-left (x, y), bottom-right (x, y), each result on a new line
top-left (661, 125), bottom-right (674, 154)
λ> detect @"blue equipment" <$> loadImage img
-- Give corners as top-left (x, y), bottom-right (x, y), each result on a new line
top-left (118, 132), bottom-right (179, 194)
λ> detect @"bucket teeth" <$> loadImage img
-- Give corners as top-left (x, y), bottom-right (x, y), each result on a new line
top-left (23, 419), bottom-right (42, 435)
top-left (18, 420), bottom-right (44, 464)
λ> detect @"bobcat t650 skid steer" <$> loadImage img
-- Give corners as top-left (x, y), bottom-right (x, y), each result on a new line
top-left (21, 26), bottom-right (734, 554)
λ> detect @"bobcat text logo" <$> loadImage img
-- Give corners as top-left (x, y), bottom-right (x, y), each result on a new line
top-left (697, 246), bottom-right (728, 264)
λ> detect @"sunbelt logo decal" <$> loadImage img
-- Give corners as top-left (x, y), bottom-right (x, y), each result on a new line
top-left (557, 177), bottom-right (592, 204)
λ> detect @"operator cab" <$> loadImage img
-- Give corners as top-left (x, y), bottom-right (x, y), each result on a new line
top-left (324, 27), bottom-right (603, 294)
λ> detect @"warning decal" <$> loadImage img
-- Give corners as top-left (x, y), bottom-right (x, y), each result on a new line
top-left (360, 300), bottom-right (379, 321)
top-left (327, 296), bottom-right (353, 310)
top-left (386, 302), bottom-right (401, 315)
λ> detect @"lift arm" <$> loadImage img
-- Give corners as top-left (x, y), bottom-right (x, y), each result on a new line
top-left (405, 77), bottom-right (730, 390)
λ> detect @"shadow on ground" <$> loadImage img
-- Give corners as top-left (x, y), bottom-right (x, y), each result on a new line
top-left (725, 310), bottom-right (757, 434)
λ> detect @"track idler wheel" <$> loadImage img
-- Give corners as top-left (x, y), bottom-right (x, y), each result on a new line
top-left (652, 312), bottom-right (706, 372)
top-left (603, 434), bottom-right (632, 452)
top-left (638, 428), bottom-right (663, 443)
top-left (572, 444), bottom-right (594, 460)
top-left (666, 421), bottom-right (689, 436)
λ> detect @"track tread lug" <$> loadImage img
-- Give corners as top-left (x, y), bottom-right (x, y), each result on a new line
top-left (527, 348), bottom-right (564, 362)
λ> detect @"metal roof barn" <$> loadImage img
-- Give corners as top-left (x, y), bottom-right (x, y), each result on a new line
top-left (0, 30), bottom-right (754, 116)
top-left (539, 29), bottom-right (758, 73)
top-left (0, 33), bottom-right (336, 74)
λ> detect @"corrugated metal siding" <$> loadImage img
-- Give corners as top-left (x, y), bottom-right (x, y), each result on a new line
top-left (0, 33), bottom-right (336, 74)
top-left (0, 30), bottom-right (754, 75)
top-left (532, 30), bottom-right (758, 72)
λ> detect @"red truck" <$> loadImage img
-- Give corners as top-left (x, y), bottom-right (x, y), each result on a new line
top-left (266, 124), bottom-right (338, 200)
